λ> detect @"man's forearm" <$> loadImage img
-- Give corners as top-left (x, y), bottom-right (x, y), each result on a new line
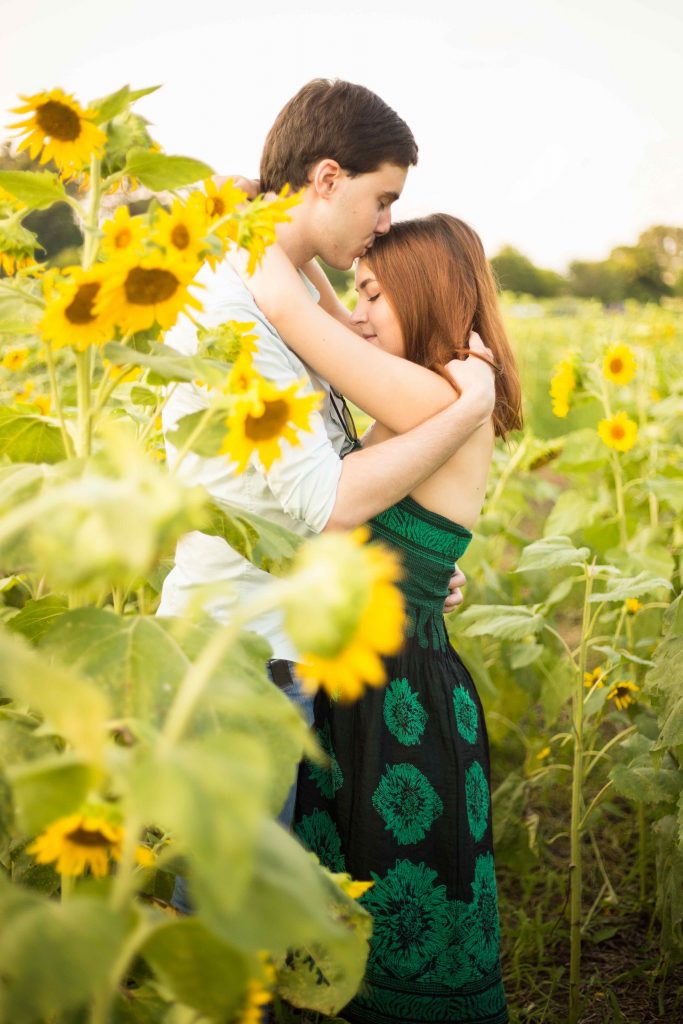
top-left (324, 395), bottom-right (489, 531)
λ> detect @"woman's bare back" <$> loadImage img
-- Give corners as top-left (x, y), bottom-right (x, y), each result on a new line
top-left (364, 417), bottom-right (495, 531)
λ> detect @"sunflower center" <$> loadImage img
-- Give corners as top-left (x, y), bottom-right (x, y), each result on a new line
top-left (611, 424), bottom-right (625, 441)
top-left (65, 282), bottom-right (100, 325)
top-left (36, 100), bottom-right (82, 142)
top-left (170, 224), bottom-right (191, 249)
top-left (115, 228), bottom-right (132, 249)
top-left (610, 358), bottom-right (623, 374)
top-left (245, 399), bottom-right (290, 441)
top-left (207, 197), bottom-right (225, 218)
top-left (65, 826), bottom-right (112, 848)
top-left (125, 267), bottom-right (179, 305)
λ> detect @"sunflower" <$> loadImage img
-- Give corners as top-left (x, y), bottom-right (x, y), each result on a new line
top-left (285, 529), bottom-right (407, 701)
top-left (202, 177), bottom-right (247, 231)
top-left (2, 346), bottom-right (29, 371)
top-left (220, 375), bottom-right (321, 472)
top-left (625, 598), bottom-right (642, 615)
top-left (598, 411), bottom-right (638, 453)
top-left (9, 88), bottom-right (106, 175)
top-left (583, 665), bottom-right (606, 689)
top-left (549, 358), bottom-right (576, 418)
top-left (28, 812), bottom-right (156, 879)
top-left (101, 205), bottom-right (147, 259)
top-left (225, 353), bottom-right (260, 399)
top-left (329, 870), bottom-right (374, 899)
top-left (28, 813), bottom-right (124, 879)
top-left (39, 266), bottom-right (115, 351)
top-left (32, 393), bottom-right (52, 416)
top-left (235, 187), bottom-right (303, 273)
top-left (606, 680), bottom-right (640, 711)
top-left (98, 250), bottom-right (203, 334)
top-left (152, 197), bottom-right (208, 264)
top-left (603, 343), bottom-right (636, 385)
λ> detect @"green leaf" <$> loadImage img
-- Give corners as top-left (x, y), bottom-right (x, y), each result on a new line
top-left (657, 698), bottom-right (683, 751)
top-left (130, 386), bottom-right (158, 407)
top-left (557, 428), bottom-right (609, 472)
top-left (103, 340), bottom-right (226, 386)
top-left (510, 641), bottom-right (544, 669)
top-left (610, 761), bottom-right (683, 805)
top-left (0, 170), bottom-right (68, 211)
top-left (540, 662), bottom-right (573, 727)
top-left (141, 919), bottom-right (248, 1018)
top-left (9, 755), bottom-right (94, 832)
top-left (127, 733), bottom-right (271, 920)
top-left (93, 84), bottom-right (161, 124)
top-left (543, 491), bottom-right (601, 538)
top-left (589, 571), bottom-right (673, 604)
top-left (123, 149), bottom-right (214, 191)
top-left (0, 887), bottom-right (128, 1024)
top-left (0, 626), bottom-right (110, 762)
top-left (0, 408), bottom-right (67, 464)
top-left (167, 407), bottom-right (229, 456)
top-left (0, 462), bottom-right (47, 513)
top-left (7, 595), bottom-right (68, 642)
top-left (516, 535), bottom-right (590, 573)
top-left (645, 477), bottom-right (683, 514)
top-left (205, 500), bottom-right (302, 576)
top-left (454, 604), bottom-right (545, 641)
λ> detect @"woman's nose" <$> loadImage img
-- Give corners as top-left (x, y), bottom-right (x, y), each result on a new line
top-left (350, 303), bottom-right (367, 325)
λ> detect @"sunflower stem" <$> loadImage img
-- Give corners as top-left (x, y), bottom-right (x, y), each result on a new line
top-left (89, 918), bottom-right (152, 1024)
top-left (75, 349), bottom-right (92, 457)
top-left (44, 342), bottom-right (75, 459)
top-left (638, 802), bottom-right (647, 904)
top-left (82, 155), bottom-right (101, 271)
top-left (569, 561), bottom-right (594, 1024)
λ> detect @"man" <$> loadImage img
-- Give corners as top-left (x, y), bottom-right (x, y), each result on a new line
top-left (158, 80), bottom-right (494, 840)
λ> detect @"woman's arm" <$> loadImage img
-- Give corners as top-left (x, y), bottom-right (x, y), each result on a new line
top-left (242, 245), bottom-right (458, 434)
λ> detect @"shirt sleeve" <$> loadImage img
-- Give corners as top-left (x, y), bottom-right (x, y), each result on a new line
top-left (249, 315), bottom-right (342, 534)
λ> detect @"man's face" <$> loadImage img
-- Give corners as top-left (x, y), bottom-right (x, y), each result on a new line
top-left (316, 162), bottom-right (408, 270)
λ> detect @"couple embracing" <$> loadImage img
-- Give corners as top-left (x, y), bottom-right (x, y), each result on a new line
top-left (159, 78), bottom-right (521, 1024)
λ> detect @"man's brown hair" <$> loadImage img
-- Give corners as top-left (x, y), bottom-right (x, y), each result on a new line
top-left (365, 214), bottom-right (523, 439)
top-left (260, 79), bottom-right (418, 193)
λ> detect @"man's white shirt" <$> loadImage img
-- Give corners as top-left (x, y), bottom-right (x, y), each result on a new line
top-left (157, 259), bottom-right (346, 661)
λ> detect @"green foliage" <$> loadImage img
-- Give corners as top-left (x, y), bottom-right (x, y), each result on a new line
top-left (123, 149), bottom-right (214, 191)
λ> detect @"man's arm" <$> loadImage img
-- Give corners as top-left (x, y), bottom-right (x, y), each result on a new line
top-left (324, 342), bottom-right (495, 531)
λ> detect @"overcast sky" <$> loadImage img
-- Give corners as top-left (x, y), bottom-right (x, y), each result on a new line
top-left (2, 0), bottom-right (681, 270)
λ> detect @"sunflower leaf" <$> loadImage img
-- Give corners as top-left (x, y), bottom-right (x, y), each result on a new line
top-left (515, 536), bottom-right (590, 573)
top-left (123, 149), bottom-right (214, 191)
top-left (204, 499), bottom-right (303, 576)
top-left (92, 84), bottom-right (160, 125)
top-left (588, 571), bottom-right (673, 603)
top-left (0, 409), bottom-right (67, 464)
top-left (452, 604), bottom-right (545, 641)
top-left (0, 170), bottom-right (68, 211)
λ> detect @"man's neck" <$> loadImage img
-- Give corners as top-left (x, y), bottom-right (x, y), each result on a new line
top-left (275, 215), bottom-right (317, 270)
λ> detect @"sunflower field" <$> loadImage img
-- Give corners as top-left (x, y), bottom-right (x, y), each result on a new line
top-left (0, 83), bottom-right (682, 1024)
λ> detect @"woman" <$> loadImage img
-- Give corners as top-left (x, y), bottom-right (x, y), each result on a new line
top-left (243, 214), bottom-right (521, 1024)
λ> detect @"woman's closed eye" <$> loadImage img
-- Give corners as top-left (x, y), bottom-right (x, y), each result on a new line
top-left (367, 293), bottom-right (380, 303)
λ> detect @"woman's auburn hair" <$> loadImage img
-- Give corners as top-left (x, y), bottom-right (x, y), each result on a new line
top-left (364, 214), bottom-right (523, 438)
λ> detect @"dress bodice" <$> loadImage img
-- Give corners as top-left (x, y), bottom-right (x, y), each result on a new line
top-left (369, 495), bottom-right (472, 650)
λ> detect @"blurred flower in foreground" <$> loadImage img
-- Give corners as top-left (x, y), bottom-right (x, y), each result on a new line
top-left (603, 343), bottom-right (636, 385)
top-left (625, 598), bottom-right (642, 615)
top-left (28, 812), bottom-right (154, 879)
top-left (9, 88), bottom-right (106, 175)
top-left (549, 358), bottom-right (575, 418)
top-left (598, 412), bottom-right (638, 453)
top-left (607, 680), bottom-right (640, 711)
top-left (284, 528), bottom-right (407, 701)
top-left (238, 957), bottom-right (275, 1024)
top-left (220, 375), bottom-right (321, 472)
top-left (330, 870), bottom-right (374, 899)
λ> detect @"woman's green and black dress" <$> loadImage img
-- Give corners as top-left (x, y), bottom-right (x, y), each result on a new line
top-left (294, 496), bottom-right (508, 1024)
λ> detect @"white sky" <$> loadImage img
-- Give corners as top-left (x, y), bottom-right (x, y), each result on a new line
top-left (2, 0), bottom-right (681, 270)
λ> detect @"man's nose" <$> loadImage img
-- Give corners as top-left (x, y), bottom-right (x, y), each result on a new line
top-left (375, 207), bottom-right (392, 236)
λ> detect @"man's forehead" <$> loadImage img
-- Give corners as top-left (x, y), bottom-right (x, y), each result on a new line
top-left (365, 162), bottom-right (408, 194)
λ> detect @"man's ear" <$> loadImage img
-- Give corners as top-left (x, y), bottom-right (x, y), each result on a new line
top-left (309, 159), bottom-right (344, 199)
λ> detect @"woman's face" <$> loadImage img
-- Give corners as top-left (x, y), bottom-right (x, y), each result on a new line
top-left (350, 259), bottom-right (405, 358)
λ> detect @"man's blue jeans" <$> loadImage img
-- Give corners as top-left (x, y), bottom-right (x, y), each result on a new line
top-left (171, 661), bottom-right (314, 914)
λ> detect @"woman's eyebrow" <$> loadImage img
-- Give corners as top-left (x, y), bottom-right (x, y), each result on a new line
top-left (357, 277), bottom-right (376, 291)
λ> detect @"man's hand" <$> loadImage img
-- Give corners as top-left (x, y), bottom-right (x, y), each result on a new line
top-left (444, 565), bottom-right (467, 613)
top-left (445, 333), bottom-right (496, 422)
